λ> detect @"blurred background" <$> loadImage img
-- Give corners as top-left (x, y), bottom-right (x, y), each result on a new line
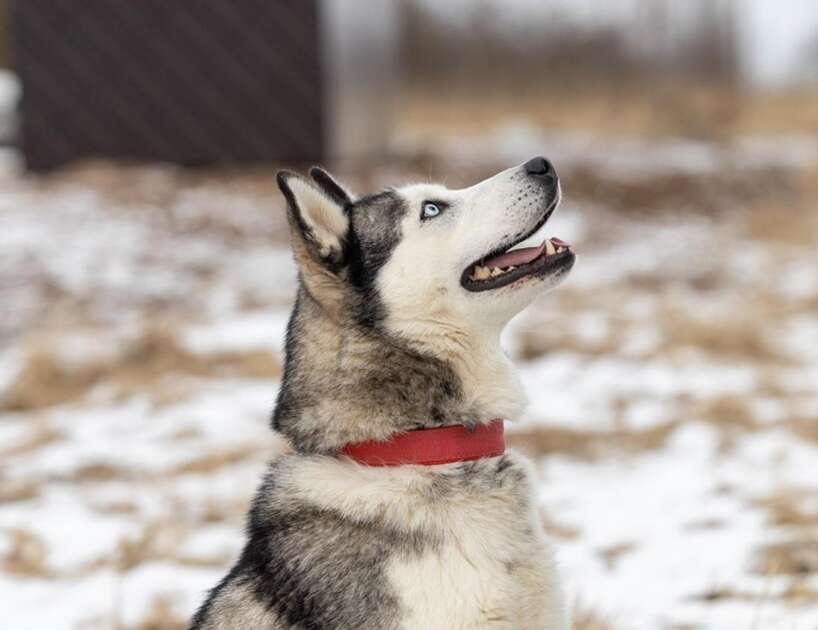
top-left (1, 1), bottom-right (817, 629)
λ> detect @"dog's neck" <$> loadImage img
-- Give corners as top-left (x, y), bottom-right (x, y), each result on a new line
top-left (272, 287), bottom-right (525, 454)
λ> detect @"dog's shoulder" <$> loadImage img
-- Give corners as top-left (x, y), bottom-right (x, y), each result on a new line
top-left (194, 450), bottom-right (550, 630)
top-left (263, 449), bottom-right (538, 532)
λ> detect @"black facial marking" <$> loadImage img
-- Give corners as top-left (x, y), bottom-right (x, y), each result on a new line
top-left (271, 278), bottom-right (476, 455)
top-left (271, 291), bottom-right (312, 435)
top-left (277, 171), bottom-right (347, 270)
top-left (345, 190), bottom-right (408, 328)
top-left (190, 462), bottom-right (432, 630)
top-left (309, 166), bottom-right (352, 208)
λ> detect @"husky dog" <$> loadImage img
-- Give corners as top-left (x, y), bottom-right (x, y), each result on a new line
top-left (191, 157), bottom-right (575, 630)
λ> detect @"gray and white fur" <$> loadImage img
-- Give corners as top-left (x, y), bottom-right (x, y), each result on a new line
top-left (190, 158), bottom-right (575, 630)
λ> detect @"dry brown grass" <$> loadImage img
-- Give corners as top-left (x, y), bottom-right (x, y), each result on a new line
top-left (114, 520), bottom-right (187, 572)
top-left (517, 328), bottom-right (621, 361)
top-left (0, 480), bottom-right (41, 504)
top-left (170, 444), bottom-right (264, 475)
top-left (89, 499), bottom-right (140, 516)
top-left (398, 85), bottom-right (818, 140)
top-left (754, 540), bottom-right (818, 577)
top-left (540, 512), bottom-right (581, 541)
top-left (740, 166), bottom-right (818, 254)
top-left (695, 396), bottom-right (760, 452)
top-left (55, 444), bottom-right (263, 485)
top-left (49, 161), bottom-right (290, 246)
top-left (743, 201), bottom-right (818, 247)
top-left (689, 585), bottom-right (759, 603)
top-left (119, 596), bottom-right (186, 630)
top-left (755, 488), bottom-right (818, 529)
top-left (517, 288), bottom-right (805, 367)
top-left (695, 396), bottom-right (758, 431)
top-left (1, 528), bottom-right (50, 577)
top-left (507, 421), bottom-right (679, 460)
top-left (0, 422), bottom-right (64, 458)
top-left (0, 348), bottom-right (105, 411)
top-left (164, 426), bottom-right (204, 442)
top-left (174, 553), bottom-right (231, 569)
top-left (683, 518), bottom-right (726, 531)
top-left (572, 603), bottom-right (616, 630)
top-left (785, 418), bottom-right (818, 445)
top-left (780, 581), bottom-right (818, 606)
top-left (198, 497), bottom-right (251, 525)
top-left (694, 392), bottom-right (818, 453)
top-left (597, 541), bottom-right (638, 571)
top-left (112, 511), bottom-right (234, 573)
top-left (61, 462), bottom-right (139, 483)
top-left (0, 326), bottom-right (282, 412)
top-left (656, 308), bottom-right (784, 363)
top-left (564, 165), bottom-right (791, 216)
top-left (691, 580), bottom-right (818, 607)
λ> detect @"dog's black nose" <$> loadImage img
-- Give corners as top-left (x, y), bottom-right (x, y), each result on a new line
top-left (524, 156), bottom-right (556, 182)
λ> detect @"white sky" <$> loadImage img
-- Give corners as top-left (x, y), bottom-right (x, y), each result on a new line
top-left (740, 0), bottom-right (818, 85)
top-left (416, 0), bottom-right (818, 86)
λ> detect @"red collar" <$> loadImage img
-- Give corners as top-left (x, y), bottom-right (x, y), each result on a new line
top-left (340, 420), bottom-right (505, 466)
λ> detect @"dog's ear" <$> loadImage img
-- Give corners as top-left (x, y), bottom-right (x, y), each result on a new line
top-left (277, 170), bottom-right (350, 272)
top-left (309, 166), bottom-right (354, 208)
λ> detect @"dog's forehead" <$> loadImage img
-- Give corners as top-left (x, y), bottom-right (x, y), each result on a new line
top-left (394, 183), bottom-right (451, 201)
top-left (350, 183), bottom-right (453, 235)
top-left (348, 189), bottom-right (407, 240)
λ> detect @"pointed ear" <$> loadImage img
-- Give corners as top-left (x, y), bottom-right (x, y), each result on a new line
top-left (277, 170), bottom-right (350, 271)
top-left (309, 166), bottom-right (354, 208)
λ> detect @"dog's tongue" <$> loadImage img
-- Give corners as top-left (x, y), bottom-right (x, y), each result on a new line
top-left (483, 237), bottom-right (572, 268)
top-left (484, 243), bottom-right (546, 269)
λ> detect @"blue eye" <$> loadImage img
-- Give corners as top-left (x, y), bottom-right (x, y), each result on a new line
top-left (421, 202), bottom-right (441, 220)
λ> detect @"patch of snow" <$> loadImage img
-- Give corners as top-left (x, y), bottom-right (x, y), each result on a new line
top-left (182, 309), bottom-right (290, 354)
top-left (519, 354), bottom-right (758, 429)
top-left (542, 422), bottom-right (818, 629)
top-left (422, 123), bottom-right (818, 178)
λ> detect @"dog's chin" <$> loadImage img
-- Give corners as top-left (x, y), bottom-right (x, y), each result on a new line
top-left (529, 259), bottom-right (575, 294)
top-left (457, 260), bottom-right (574, 328)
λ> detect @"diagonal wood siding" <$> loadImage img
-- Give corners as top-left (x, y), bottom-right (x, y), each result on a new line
top-left (12, 0), bottom-right (324, 171)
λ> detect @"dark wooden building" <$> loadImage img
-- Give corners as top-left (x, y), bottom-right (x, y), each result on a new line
top-left (11, 0), bottom-right (396, 171)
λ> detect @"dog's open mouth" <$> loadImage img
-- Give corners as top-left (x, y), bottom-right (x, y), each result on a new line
top-left (461, 236), bottom-right (575, 292)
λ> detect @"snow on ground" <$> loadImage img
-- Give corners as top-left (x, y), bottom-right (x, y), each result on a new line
top-left (1, 146), bottom-right (817, 629)
top-left (398, 121), bottom-right (818, 178)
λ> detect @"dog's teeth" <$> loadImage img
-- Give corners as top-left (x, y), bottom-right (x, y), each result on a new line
top-left (490, 267), bottom-right (503, 277)
top-left (507, 266), bottom-right (516, 271)
top-left (474, 265), bottom-right (491, 280)
top-left (545, 240), bottom-right (556, 256)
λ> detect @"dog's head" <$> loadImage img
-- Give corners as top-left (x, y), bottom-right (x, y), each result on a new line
top-left (277, 158), bottom-right (574, 342)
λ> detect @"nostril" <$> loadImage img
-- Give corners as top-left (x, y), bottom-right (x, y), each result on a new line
top-left (524, 156), bottom-right (556, 180)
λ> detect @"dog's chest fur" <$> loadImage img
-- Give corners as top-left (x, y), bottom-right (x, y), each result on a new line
top-left (353, 463), bottom-right (529, 626)
top-left (193, 450), bottom-right (565, 630)
top-left (386, 491), bottom-right (544, 629)
top-left (301, 452), bottom-right (546, 629)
